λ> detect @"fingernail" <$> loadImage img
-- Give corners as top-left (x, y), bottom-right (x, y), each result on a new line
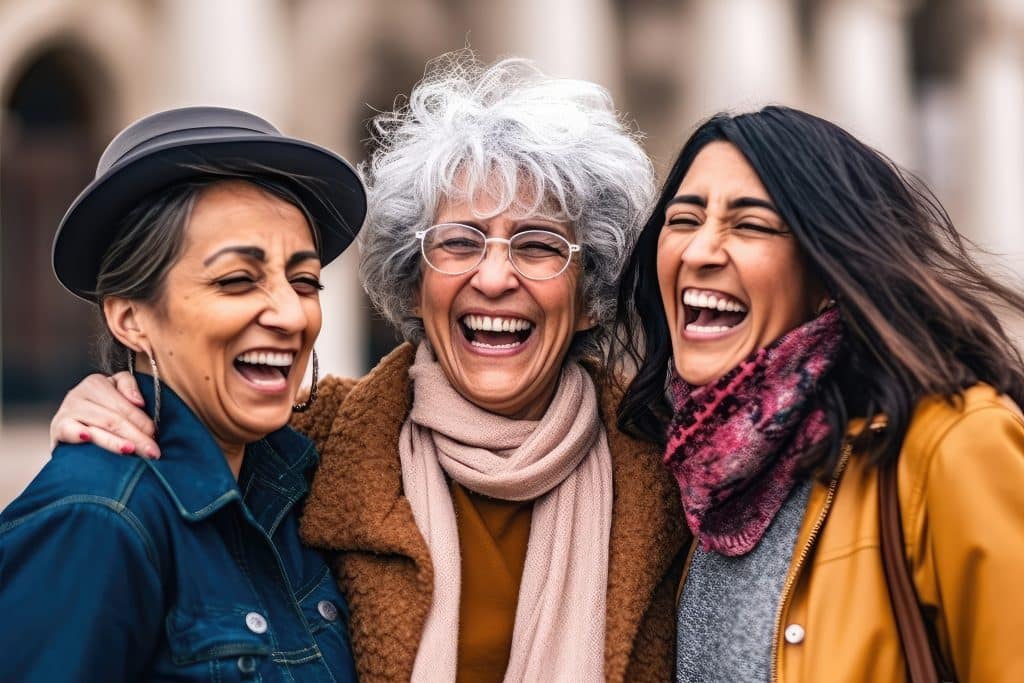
top-left (120, 443), bottom-right (135, 455)
top-left (133, 394), bottom-right (145, 406)
top-left (79, 431), bottom-right (91, 442)
top-left (144, 445), bottom-right (160, 459)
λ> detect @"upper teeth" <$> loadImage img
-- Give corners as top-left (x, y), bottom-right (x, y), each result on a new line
top-left (682, 289), bottom-right (747, 313)
top-left (236, 351), bottom-right (295, 367)
top-left (462, 315), bottom-right (533, 332)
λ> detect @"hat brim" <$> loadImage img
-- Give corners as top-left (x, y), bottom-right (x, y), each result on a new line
top-left (53, 135), bottom-right (366, 302)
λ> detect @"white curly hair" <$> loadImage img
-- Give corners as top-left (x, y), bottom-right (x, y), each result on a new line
top-left (359, 50), bottom-right (655, 358)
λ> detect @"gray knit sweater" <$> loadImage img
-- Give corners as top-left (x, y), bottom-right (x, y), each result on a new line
top-left (675, 480), bottom-right (812, 682)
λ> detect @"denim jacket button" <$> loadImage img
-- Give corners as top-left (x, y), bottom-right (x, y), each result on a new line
top-left (317, 600), bottom-right (339, 622)
top-left (237, 655), bottom-right (257, 673)
top-left (245, 612), bottom-right (268, 634)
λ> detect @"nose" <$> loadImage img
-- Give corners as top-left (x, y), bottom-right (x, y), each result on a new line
top-left (259, 279), bottom-right (309, 333)
top-left (681, 223), bottom-right (728, 271)
top-left (470, 240), bottom-right (519, 296)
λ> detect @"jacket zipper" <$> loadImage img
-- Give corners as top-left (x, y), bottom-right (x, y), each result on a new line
top-left (769, 442), bottom-right (852, 683)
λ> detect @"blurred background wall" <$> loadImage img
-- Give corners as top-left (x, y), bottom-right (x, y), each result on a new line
top-left (1, 0), bottom-right (1022, 505)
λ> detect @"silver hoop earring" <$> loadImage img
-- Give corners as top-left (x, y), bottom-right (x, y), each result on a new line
top-left (292, 349), bottom-right (318, 412)
top-left (129, 348), bottom-right (161, 431)
top-left (149, 350), bottom-right (161, 431)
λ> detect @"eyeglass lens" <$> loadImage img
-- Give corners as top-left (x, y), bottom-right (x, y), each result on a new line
top-left (421, 224), bottom-right (573, 279)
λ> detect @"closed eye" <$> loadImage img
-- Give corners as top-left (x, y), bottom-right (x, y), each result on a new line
top-left (215, 274), bottom-right (258, 292)
top-left (665, 216), bottom-right (701, 229)
top-left (734, 223), bottom-right (789, 235)
top-left (290, 276), bottom-right (324, 295)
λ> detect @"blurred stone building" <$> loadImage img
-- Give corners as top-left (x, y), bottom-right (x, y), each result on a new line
top-left (0, 0), bottom-right (1021, 424)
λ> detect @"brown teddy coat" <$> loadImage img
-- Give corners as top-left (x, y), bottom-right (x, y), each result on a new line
top-left (293, 343), bottom-right (688, 682)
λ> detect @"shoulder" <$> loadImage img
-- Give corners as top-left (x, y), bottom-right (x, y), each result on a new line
top-left (0, 443), bottom-right (174, 572)
top-left (3, 443), bottom-right (150, 517)
top-left (903, 384), bottom-right (1024, 461)
top-left (898, 384), bottom-right (1024, 515)
top-left (2, 443), bottom-right (173, 545)
top-left (288, 343), bottom-right (416, 442)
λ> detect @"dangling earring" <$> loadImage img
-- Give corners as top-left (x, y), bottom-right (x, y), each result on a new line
top-left (815, 298), bottom-right (837, 315)
top-left (148, 349), bottom-right (161, 431)
top-left (292, 349), bottom-right (319, 412)
top-left (128, 347), bottom-right (161, 431)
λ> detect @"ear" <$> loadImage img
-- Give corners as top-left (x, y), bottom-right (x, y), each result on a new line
top-left (410, 282), bottom-right (423, 318)
top-left (575, 311), bottom-right (597, 333)
top-left (103, 297), bottom-right (150, 352)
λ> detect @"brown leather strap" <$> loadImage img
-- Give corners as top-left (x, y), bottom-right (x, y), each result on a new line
top-left (878, 460), bottom-right (956, 682)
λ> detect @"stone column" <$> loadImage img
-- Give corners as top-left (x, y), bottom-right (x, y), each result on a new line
top-left (682, 0), bottom-right (803, 123)
top-left (158, 0), bottom-right (290, 124)
top-left (813, 0), bottom-right (915, 166)
top-left (962, 0), bottom-right (1024, 271)
top-left (467, 0), bottom-right (620, 92)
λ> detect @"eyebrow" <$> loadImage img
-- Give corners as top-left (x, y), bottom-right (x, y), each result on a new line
top-left (203, 246), bottom-right (265, 266)
top-left (666, 194), bottom-right (780, 214)
top-left (202, 246), bottom-right (320, 269)
top-left (287, 251), bottom-right (320, 269)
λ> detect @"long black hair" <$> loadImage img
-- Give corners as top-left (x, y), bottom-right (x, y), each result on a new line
top-left (614, 105), bottom-right (1024, 476)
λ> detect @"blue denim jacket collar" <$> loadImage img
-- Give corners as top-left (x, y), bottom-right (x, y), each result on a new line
top-left (137, 374), bottom-right (318, 524)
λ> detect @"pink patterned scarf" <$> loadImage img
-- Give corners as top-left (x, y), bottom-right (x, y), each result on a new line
top-left (663, 307), bottom-right (843, 557)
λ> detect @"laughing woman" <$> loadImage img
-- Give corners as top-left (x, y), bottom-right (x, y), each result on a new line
top-left (0, 107), bottom-right (364, 681)
top-left (47, 55), bottom-right (687, 682)
top-left (617, 106), bottom-right (1024, 681)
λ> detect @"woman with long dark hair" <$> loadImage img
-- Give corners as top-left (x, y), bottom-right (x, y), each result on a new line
top-left (616, 105), bottom-right (1024, 681)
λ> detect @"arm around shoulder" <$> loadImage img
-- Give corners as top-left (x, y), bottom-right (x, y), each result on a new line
top-left (919, 395), bottom-right (1024, 680)
top-left (0, 496), bottom-right (165, 681)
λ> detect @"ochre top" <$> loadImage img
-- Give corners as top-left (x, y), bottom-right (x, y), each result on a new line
top-left (451, 481), bottom-right (533, 683)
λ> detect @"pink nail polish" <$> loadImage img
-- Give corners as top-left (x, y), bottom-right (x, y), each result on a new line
top-left (120, 443), bottom-right (135, 455)
top-left (80, 431), bottom-right (91, 442)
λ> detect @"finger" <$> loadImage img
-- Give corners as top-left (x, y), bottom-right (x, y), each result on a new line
top-left (50, 417), bottom-right (142, 456)
top-left (49, 417), bottom-right (93, 450)
top-left (77, 374), bottom-right (157, 438)
top-left (110, 371), bottom-right (145, 406)
top-left (52, 397), bottom-right (160, 458)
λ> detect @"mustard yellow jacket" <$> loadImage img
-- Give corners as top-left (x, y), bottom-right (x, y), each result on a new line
top-left (767, 384), bottom-right (1024, 681)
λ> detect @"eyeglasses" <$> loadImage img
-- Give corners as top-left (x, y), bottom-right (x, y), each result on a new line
top-left (414, 223), bottom-right (581, 280)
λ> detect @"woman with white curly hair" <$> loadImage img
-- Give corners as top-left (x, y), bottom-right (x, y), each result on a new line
top-left (49, 53), bottom-right (688, 682)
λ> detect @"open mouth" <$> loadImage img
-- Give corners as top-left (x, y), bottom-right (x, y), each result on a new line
top-left (233, 350), bottom-right (295, 388)
top-left (459, 314), bottom-right (534, 350)
top-left (682, 288), bottom-right (748, 333)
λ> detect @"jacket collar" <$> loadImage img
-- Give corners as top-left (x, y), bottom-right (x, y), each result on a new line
top-left (137, 374), bottom-right (317, 524)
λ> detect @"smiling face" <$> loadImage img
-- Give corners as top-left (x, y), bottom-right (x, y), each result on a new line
top-left (415, 190), bottom-right (591, 419)
top-left (127, 180), bottom-right (322, 454)
top-left (657, 141), bottom-right (823, 385)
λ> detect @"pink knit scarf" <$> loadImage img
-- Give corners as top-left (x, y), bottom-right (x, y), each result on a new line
top-left (663, 307), bottom-right (843, 557)
top-left (399, 343), bottom-right (612, 681)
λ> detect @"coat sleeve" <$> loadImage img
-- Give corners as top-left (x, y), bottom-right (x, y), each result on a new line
top-left (0, 500), bottom-right (164, 682)
top-left (922, 401), bottom-right (1024, 681)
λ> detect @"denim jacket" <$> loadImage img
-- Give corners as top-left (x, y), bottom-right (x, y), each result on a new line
top-left (0, 377), bottom-right (357, 682)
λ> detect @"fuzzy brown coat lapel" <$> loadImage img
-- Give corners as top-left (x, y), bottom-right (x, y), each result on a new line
top-left (294, 343), bottom-right (687, 682)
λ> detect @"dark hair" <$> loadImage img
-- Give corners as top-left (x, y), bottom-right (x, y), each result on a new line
top-left (93, 161), bottom-right (324, 373)
top-left (615, 105), bottom-right (1024, 476)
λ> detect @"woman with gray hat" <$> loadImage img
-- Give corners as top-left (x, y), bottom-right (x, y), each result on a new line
top-left (47, 54), bottom-right (688, 682)
top-left (0, 106), bottom-right (363, 682)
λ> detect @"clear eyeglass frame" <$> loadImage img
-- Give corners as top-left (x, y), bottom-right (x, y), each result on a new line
top-left (414, 222), bottom-right (582, 281)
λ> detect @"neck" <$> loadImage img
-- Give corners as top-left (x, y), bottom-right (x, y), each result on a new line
top-left (218, 441), bottom-right (245, 479)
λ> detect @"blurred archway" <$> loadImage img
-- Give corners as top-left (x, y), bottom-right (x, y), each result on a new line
top-left (2, 44), bottom-right (108, 413)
